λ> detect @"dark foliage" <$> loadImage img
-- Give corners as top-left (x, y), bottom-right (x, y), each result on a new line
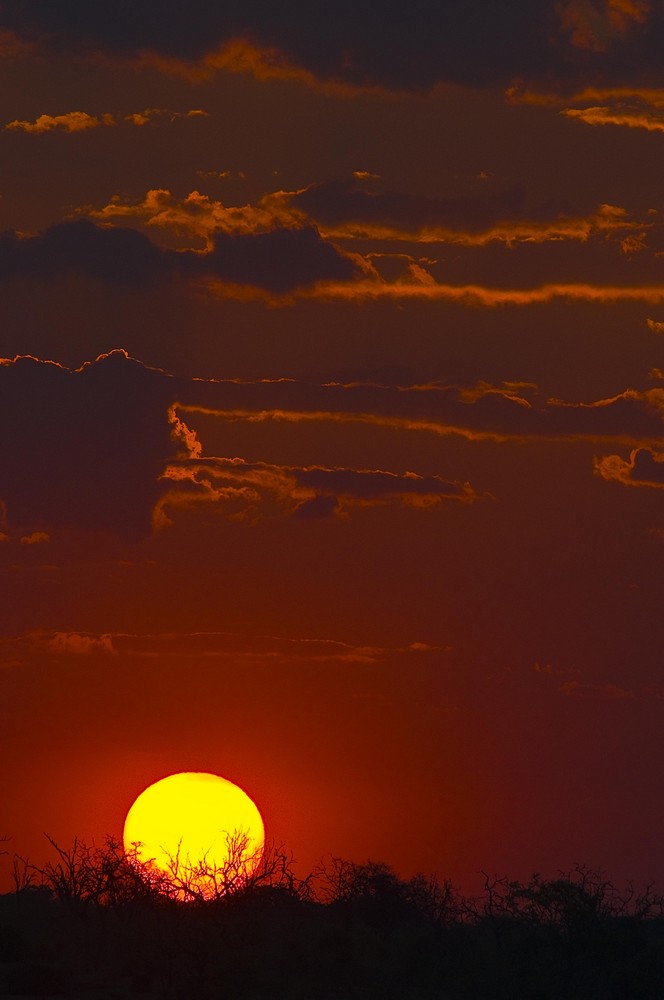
top-left (1, 838), bottom-right (664, 999)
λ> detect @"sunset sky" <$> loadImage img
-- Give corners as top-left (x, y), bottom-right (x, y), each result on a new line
top-left (1, 0), bottom-right (664, 893)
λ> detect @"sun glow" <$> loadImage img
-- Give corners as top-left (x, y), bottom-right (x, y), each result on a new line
top-left (123, 772), bottom-right (265, 899)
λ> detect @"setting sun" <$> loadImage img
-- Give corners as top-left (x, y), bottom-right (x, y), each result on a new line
top-left (123, 772), bottom-right (265, 899)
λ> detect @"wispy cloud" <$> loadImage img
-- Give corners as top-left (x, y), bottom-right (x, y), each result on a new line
top-left (563, 103), bottom-right (664, 133)
top-left (594, 447), bottom-right (664, 488)
top-left (154, 454), bottom-right (483, 527)
top-left (305, 279), bottom-right (664, 306)
top-left (0, 628), bottom-right (450, 668)
top-left (559, 679), bottom-right (636, 700)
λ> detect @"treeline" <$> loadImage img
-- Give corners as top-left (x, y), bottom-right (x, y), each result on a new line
top-left (1, 836), bottom-right (664, 998)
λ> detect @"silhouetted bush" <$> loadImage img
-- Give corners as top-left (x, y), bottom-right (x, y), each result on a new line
top-left (2, 838), bottom-right (664, 998)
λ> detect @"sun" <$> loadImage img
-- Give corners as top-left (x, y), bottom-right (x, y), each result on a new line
top-left (123, 772), bottom-right (265, 899)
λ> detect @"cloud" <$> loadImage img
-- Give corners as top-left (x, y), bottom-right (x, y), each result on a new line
top-left (0, 628), bottom-right (450, 668)
top-left (89, 188), bottom-right (302, 244)
top-left (90, 182), bottom-right (650, 254)
top-left (1, 1), bottom-right (663, 92)
top-left (0, 352), bottom-right (487, 538)
top-left (5, 111), bottom-right (114, 133)
top-left (559, 679), bottom-right (636, 700)
top-left (557, 0), bottom-right (650, 53)
top-left (155, 455), bottom-right (482, 525)
top-left (305, 279), bottom-right (664, 306)
top-left (4, 107), bottom-right (206, 133)
top-left (0, 219), bottom-right (362, 293)
top-left (2, 352), bottom-right (662, 540)
top-left (78, 182), bottom-right (664, 296)
top-left (289, 177), bottom-right (532, 239)
top-left (292, 495), bottom-right (340, 519)
top-left (594, 447), bottom-right (664, 488)
top-left (174, 381), bottom-right (664, 447)
top-left (198, 226), bottom-right (359, 294)
top-left (0, 351), bottom-right (176, 538)
top-left (0, 220), bottom-right (165, 285)
top-left (647, 318), bottom-right (664, 333)
top-left (563, 103), bottom-right (664, 132)
top-left (19, 531), bottom-right (49, 544)
top-left (123, 107), bottom-right (208, 126)
top-left (269, 179), bottom-right (649, 249)
top-left (34, 631), bottom-right (116, 654)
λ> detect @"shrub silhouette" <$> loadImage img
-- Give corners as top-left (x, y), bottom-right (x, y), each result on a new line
top-left (2, 837), bottom-right (664, 998)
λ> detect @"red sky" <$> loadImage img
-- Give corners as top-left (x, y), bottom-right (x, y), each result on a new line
top-left (1, 0), bottom-right (664, 893)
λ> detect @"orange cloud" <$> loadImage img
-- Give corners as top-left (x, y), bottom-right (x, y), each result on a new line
top-left (306, 279), bottom-right (664, 306)
top-left (5, 111), bottom-right (114, 133)
top-left (124, 107), bottom-right (208, 125)
top-left (138, 38), bottom-right (389, 97)
top-left (647, 318), bottom-right (664, 333)
top-left (563, 104), bottom-right (664, 132)
top-left (167, 402), bottom-right (203, 459)
top-left (508, 83), bottom-right (664, 112)
top-left (19, 531), bottom-right (49, 544)
top-left (175, 403), bottom-right (512, 443)
top-left (89, 188), bottom-right (302, 245)
top-left (0, 629), bottom-right (448, 669)
top-left (155, 454), bottom-right (481, 527)
top-left (5, 108), bottom-right (207, 135)
top-left (558, 0), bottom-right (650, 53)
top-left (594, 447), bottom-right (664, 488)
top-left (318, 204), bottom-right (640, 247)
top-left (174, 381), bottom-right (664, 447)
top-left (89, 185), bottom-right (647, 251)
top-left (559, 679), bottom-right (636, 700)
top-left (41, 631), bottom-right (116, 655)
top-left (187, 273), bottom-right (664, 307)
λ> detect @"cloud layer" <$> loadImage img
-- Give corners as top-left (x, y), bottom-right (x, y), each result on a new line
top-left (0, 219), bottom-right (360, 293)
top-left (1, 351), bottom-right (661, 539)
top-left (1, 1), bottom-right (662, 91)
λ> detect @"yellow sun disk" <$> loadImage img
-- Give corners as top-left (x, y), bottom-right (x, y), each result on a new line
top-left (123, 772), bottom-right (265, 893)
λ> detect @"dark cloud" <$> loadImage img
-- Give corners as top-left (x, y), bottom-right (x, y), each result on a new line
top-left (0, 1), bottom-right (661, 91)
top-left (2, 352), bottom-right (661, 540)
top-left (0, 351), bottom-right (174, 537)
top-left (157, 456), bottom-right (477, 523)
top-left (292, 178), bottom-right (530, 235)
top-left (0, 220), bottom-right (164, 285)
top-left (292, 495), bottom-right (340, 519)
top-left (293, 466), bottom-right (468, 501)
top-left (0, 220), bottom-right (360, 293)
top-left (180, 378), bottom-right (664, 445)
top-left (199, 226), bottom-right (359, 294)
top-left (631, 446), bottom-right (664, 484)
top-left (419, 229), bottom-right (664, 289)
top-left (0, 353), bottom-right (481, 539)
top-left (290, 179), bottom-right (664, 288)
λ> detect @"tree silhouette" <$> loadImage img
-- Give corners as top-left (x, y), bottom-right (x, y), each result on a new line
top-left (4, 837), bottom-right (664, 998)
